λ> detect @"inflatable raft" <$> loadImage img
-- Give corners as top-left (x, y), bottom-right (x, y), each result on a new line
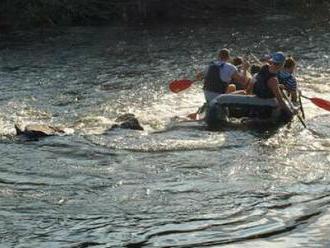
top-left (205, 94), bottom-right (299, 130)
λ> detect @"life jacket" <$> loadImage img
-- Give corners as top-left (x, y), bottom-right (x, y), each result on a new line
top-left (253, 65), bottom-right (277, 99)
top-left (277, 71), bottom-right (297, 91)
top-left (203, 62), bottom-right (227, 94)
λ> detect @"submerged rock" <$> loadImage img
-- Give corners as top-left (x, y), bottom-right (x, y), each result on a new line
top-left (13, 113), bottom-right (143, 141)
top-left (110, 113), bottom-right (144, 131)
top-left (14, 124), bottom-right (65, 139)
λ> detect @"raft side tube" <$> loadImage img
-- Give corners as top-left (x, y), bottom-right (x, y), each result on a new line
top-left (206, 94), bottom-right (281, 129)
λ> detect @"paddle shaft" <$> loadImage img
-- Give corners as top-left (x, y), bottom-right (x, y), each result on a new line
top-left (187, 103), bottom-right (207, 120)
top-left (298, 90), bottom-right (305, 119)
top-left (282, 90), bottom-right (306, 128)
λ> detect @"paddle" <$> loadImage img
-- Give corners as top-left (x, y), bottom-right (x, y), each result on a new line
top-left (301, 95), bottom-right (330, 112)
top-left (187, 112), bottom-right (198, 120)
top-left (296, 111), bottom-right (307, 128)
top-left (298, 90), bottom-right (305, 119)
top-left (186, 103), bottom-right (207, 120)
top-left (281, 90), bottom-right (306, 128)
top-left (169, 79), bottom-right (194, 93)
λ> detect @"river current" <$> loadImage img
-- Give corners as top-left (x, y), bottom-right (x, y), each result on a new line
top-left (0, 15), bottom-right (330, 247)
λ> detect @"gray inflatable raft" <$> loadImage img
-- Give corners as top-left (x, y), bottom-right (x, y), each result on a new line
top-left (205, 94), bottom-right (295, 130)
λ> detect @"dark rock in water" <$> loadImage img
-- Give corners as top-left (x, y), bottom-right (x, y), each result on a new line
top-left (115, 113), bottom-right (136, 123)
top-left (110, 113), bottom-right (144, 131)
top-left (14, 114), bottom-right (143, 141)
top-left (15, 124), bottom-right (65, 139)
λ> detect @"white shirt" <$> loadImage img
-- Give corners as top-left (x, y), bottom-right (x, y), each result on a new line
top-left (203, 60), bottom-right (237, 84)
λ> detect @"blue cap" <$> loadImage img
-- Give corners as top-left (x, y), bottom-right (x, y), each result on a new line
top-left (271, 52), bottom-right (285, 64)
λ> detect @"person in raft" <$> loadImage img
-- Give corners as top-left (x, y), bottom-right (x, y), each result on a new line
top-left (277, 56), bottom-right (298, 103)
top-left (197, 48), bottom-right (250, 103)
top-left (230, 56), bottom-right (252, 91)
top-left (252, 51), bottom-right (296, 118)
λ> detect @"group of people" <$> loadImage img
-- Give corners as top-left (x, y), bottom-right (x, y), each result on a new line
top-left (199, 48), bottom-right (298, 118)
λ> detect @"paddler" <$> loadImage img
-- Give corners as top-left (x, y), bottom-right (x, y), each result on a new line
top-left (197, 48), bottom-right (250, 103)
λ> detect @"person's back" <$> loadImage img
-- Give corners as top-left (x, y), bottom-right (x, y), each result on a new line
top-left (203, 49), bottom-right (247, 103)
top-left (253, 64), bottom-right (277, 99)
top-left (218, 61), bottom-right (238, 86)
top-left (203, 48), bottom-right (238, 103)
top-left (203, 61), bottom-right (227, 94)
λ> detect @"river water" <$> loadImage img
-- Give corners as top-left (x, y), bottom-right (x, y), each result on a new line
top-left (0, 15), bottom-right (330, 248)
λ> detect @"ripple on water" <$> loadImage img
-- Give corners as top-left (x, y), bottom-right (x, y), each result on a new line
top-left (83, 126), bottom-right (260, 152)
top-left (1, 20), bottom-right (330, 248)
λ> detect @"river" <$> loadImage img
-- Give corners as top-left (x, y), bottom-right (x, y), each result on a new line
top-left (0, 14), bottom-right (330, 248)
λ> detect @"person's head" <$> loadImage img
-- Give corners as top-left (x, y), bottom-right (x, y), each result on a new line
top-left (283, 56), bottom-right (296, 73)
top-left (269, 52), bottom-right (285, 72)
top-left (232, 56), bottom-right (243, 66)
top-left (260, 54), bottom-right (271, 64)
top-left (218, 48), bottom-right (230, 62)
top-left (226, 83), bottom-right (237, 93)
top-left (250, 64), bottom-right (261, 75)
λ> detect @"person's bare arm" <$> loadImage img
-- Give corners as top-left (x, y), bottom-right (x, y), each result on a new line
top-left (195, 69), bottom-right (204, 81)
top-left (267, 78), bottom-right (292, 114)
top-left (232, 70), bottom-right (251, 89)
top-left (242, 60), bottom-right (251, 80)
top-left (245, 79), bottom-right (254, 95)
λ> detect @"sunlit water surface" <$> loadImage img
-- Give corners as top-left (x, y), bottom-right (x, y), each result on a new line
top-left (0, 15), bottom-right (330, 247)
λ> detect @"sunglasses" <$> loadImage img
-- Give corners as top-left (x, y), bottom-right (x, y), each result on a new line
top-left (270, 61), bottom-right (283, 66)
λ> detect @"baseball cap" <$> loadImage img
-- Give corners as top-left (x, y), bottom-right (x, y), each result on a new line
top-left (270, 52), bottom-right (285, 65)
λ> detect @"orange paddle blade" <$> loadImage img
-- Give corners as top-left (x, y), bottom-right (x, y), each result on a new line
top-left (310, 97), bottom-right (330, 111)
top-left (169, 79), bottom-right (193, 93)
top-left (187, 112), bottom-right (198, 120)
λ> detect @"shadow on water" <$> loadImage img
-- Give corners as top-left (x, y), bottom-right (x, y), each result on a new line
top-left (208, 120), bottom-right (293, 139)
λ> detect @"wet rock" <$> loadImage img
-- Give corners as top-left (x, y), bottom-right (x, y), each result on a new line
top-left (14, 123), bottom-right (65, 139)
top-left (110, 113), bottom-right (144, 131)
